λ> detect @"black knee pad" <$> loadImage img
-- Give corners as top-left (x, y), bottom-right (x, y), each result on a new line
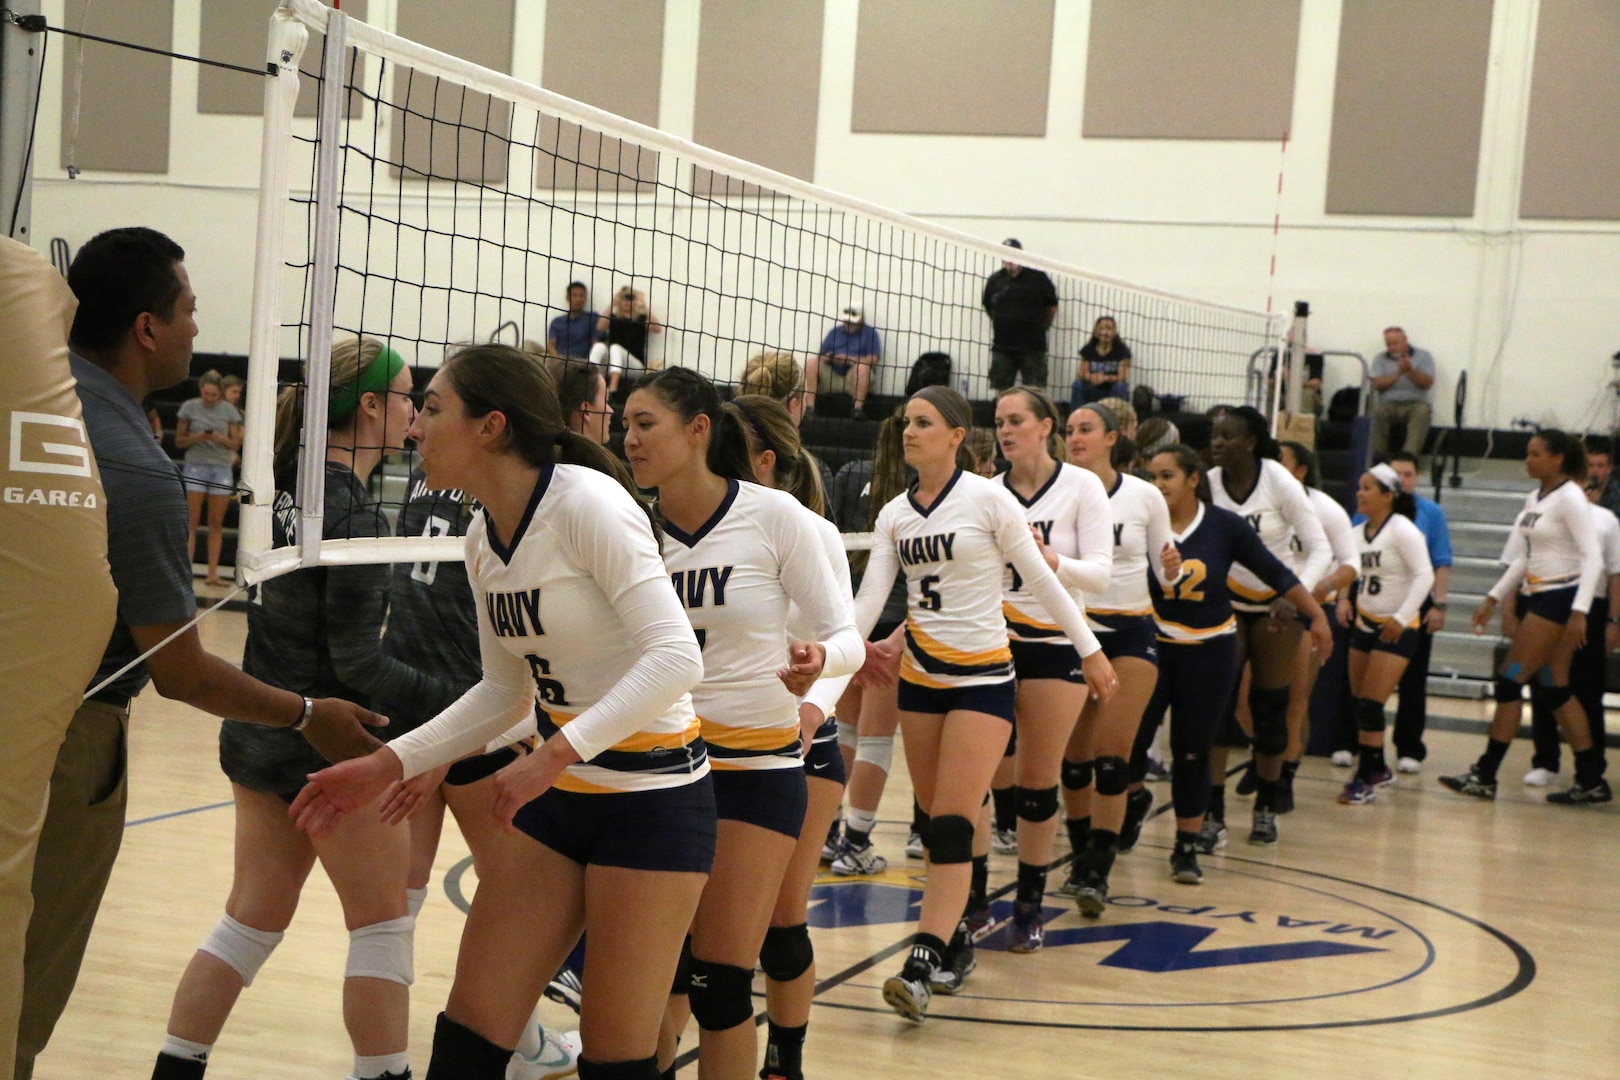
top-left (578, 1056), bottom-right (660, 1080)
top-left (1170, 750), bottom-right (1211, 821)
top-left (429, 1011), bottom-right (513, 1076)
top-left (1093, 756), bottom-right (1128, 796)
top-left (669, 934), bottom-right (693, 996)
top-left (1541, 684), bottom-right (1573, 711)
top-left (1015, 784), bottom-right (1060, 823)
top-left (687, 958), bottom-right (756, 1031)
top-left (1061, 758), bottom-right (1093, 792)
top-left (926, 813), bottom-right (974, 863)
top-left (1494, 675), bottom-right (1523, 704)
top-left (1249, 686), bottom-right (1290, 756)
top-left (759, 923), bottom-right (813, 983)
top-left (1355, 697), bottom-right (1387, 734)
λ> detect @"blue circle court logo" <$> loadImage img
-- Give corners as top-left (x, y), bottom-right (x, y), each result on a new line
top-left (805, 854), bottom-right (1534, 1032)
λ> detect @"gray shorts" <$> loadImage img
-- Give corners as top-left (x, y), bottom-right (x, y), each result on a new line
top-left (989, 347), bottom-right (1048, 391)
top-left (182, 462), bottom-right (235, 496)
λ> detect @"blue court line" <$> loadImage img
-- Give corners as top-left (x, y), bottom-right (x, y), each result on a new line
top-left (125, 800), bottom-right (233, 827)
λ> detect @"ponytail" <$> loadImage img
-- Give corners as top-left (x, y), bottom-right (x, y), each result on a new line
top-left (272, 333), bottom-right (382, 492)
top-left (634, 367), bottom-right (753, 489)
top-left (444, 343), bottom-right (658, 538)
top-left (731, 393), bottom-right (827, 516)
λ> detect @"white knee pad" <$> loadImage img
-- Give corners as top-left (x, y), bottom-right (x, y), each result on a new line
top-left (855, 735), bottom-right (894, 773)
top-left (198, 914), bottom-right (284, 987)
top-left (345, 915), bottom-right (416, 986)
top-left (836, 719), bottom-right (858, 751)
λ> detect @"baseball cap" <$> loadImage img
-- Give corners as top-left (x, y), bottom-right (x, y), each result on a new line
top-left (1003, 238), bottom-right (1023, 249)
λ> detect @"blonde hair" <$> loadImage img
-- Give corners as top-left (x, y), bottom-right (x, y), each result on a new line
top-left (198, 369), bottom-right (223, 389)
top-left (739, 351), bottom-right (804, 402)
top-left (272, 334), bottom-right (380, 491)
top-left (220, 373), bottom-right (244, 391)
top-left (964, 428), bottom-right (997, 472)
top-left (1096, 395), bottom-right (1137, 434)
top-left (731, 394), bottom-right (826, 517)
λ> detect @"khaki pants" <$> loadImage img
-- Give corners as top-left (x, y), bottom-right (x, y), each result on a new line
top-left (0, 236), bottom-right (119, 1080)
top-left (1371, 398), bottom-right (1432, 456)
top-left (13, 704), bottom-right (130, 1080)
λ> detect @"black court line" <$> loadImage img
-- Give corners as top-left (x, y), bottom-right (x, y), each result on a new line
top-left (126, 800), bottom-right (233, 828)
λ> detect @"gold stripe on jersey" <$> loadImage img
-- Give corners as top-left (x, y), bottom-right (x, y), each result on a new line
top-left (1153, 614), bottom-right (1237, 642)
top-left (553, 773), bottom-right (623, 795)
top-left (898, 659), bottom-right (955, 689)
top-left (1003, 602), bottom-right (1061, 635)
top-left (1228, 577), bottom-right (1278, 603)
top-left (699, 718), bottom-right (799, 752)
top-left (1088, 604), bottom-right (1155, 618)
top-left (906, 616), bottom-right (1013, 668)
top-left (1525, 572), bottom-right (1578, 591)
top-left (545, 707), bottom-right (703, 756)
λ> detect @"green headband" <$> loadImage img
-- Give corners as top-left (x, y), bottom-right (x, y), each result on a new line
top-left (328, 344), bottom-right (405, 422)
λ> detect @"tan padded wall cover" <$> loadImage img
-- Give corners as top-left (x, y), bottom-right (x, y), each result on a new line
top-left (852, 0), bottom-right (1053, 136)
top-left (59, 0), bottom-right (173, 174)
top-left (198, 0), bottom-right (370, 118)
top-left (1083, 0), bottom-right (1301, 139)
top-left (1325, 0), bottom-right (1493, 216)
top-left (390, 0), bottom-right (516, 184)
top-left (1520, 0), bottom-right (1620, 220)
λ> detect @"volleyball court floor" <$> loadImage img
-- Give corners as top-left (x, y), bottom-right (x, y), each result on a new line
top-left (35, 611), bottom-right (1620, 1078)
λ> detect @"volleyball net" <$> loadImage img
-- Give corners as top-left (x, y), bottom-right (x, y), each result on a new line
top-left (238, 0), bottom-right (1281, 584)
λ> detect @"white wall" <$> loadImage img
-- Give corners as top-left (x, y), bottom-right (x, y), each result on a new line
top-left (25, 0), bottom-right (1620, 430)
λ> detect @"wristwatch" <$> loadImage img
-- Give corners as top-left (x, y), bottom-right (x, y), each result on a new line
top-left (292, 695), bottom-right (315, 731)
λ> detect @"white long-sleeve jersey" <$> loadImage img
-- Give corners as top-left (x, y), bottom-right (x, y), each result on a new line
top-left (1294, 486), bottom-right (1360, 593)
top-left (789, 512), bottom-right (857, 722)
top-left (1000, 462), bottom-right (1113, 645)
top-left (662, 480), bottom-right (863, 771)
top-left (1088, 471), bottom-right (1178, 621)
top-left (1354, 513), bottom-right (1435, 629)
top-left (1492, 499), bottom-right (1620, 604)
top-left (389, 464), bottom-right (705, 794)
top-left (854, 469), bottom-right (1101, 690)
top-left (1211, 458), bottom-right (1332, 611)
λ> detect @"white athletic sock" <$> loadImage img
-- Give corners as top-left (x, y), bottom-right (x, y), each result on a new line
top-left (353, 1050), bottom-right (410, 1079)
top-left (846, 807), bottom-right (878, 839)
top-left (513, 1008), bottom-right (545, 1057)
top-left (406, 886), bottom-right (429, 919)
top-left (159, 1034), bottom-right (212, 1062)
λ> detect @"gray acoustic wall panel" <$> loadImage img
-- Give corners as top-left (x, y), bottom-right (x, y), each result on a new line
top-left (60, 0), bottom-right (173, 174)
top-left (1083, 0), bottom-right (1301, 139)
top-left (198, 0), bottom-right (369, 118)
top-left (1325, 0), bottom-right (1493, 216)
top-left (390, 0), bottom-right (515, 184)
top-left (852, 0), bottom-right (1053, 136)
top-left (1520, 0), bottom-right (1620, 220)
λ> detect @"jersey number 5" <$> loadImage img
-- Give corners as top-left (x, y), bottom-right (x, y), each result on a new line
top-left (919, 574), bottom-right (943, 612)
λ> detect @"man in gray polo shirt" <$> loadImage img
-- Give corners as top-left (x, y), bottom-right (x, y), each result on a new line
top-left (1369, 326), bottom-right (1436, 456)
top-left (15, 228), bottom-right (386, 1080)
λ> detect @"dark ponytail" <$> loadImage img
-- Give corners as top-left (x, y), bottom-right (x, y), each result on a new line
top-left (1154, 443), bottom-right (1212, 503)
top-left (1536, 429), bottom-right (1588, 485)
top-left (633, 367), bottom-right (755, 487)
top-left (1280, 440), bottom-right (1321, 489)
top-left (443, 344), bottom-right (658, 537)
top-left (731, 394), bottom-right (826, 516)
top-left (1393, 490), bottom-right (1417, 520)
top-left (1228, 405), bottom-right (1281, 462)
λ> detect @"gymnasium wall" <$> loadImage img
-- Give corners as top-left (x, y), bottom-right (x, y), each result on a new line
top-left (22, 0), bottom-right (1620, 431)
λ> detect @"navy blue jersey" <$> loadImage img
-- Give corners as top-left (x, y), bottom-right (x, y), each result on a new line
top-left (1150, 503), bottom-right (1301, 642)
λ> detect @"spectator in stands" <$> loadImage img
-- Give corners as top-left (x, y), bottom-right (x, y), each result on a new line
top-left (1369, 327), bottom-right (1435, 456)
top-left (1586, 438), bottom-right (1620, 518)
top-left (175, 369), bottom-right (243, 587)
top-left (739, 351), bottom-right (835, 502)
top-left (1381, 450), bottom-right (1453, 771)
top-left (221, 374), bottom-right (244, 410)
top-left (547, 280), bottom-right (596, 360)
top-left (805, 304), bottom-right (881, 416)
top-left (591, 285), bottom-right (661, 394)
top-left (1071, 316), bottom-right (1131, 408)
top-left (983, 239), bottom-right (1058, 393)
top-left (143, 395), bottom-right (164, 440)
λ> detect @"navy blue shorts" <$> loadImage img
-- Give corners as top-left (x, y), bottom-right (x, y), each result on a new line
top-left (444, 744), bottom-right (525, 787)
top-left (803, 717), bottom-right (846, 786)
top-left (1090, 613), bottom-right (1160, 665)
top-left (514, 776), bottom-right (717, 873)
top-left (712, 767), bottom-right (809, 838)
top-left (897, 677), bottom-right (1017, 723)
top-left (1010, 639), bottom-right (1085, 683)
top-left (1521, 586), bottom-right (1578, 626)
top-left (1350, 617), bottom-right (1421, 660)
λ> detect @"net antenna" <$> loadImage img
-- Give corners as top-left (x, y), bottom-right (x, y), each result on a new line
top-left (239, 0), bottom-right (1283, 585)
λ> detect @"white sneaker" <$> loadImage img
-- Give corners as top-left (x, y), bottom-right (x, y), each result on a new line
top-left (990, 825), bottom-right (1018, 855)
top-left (1396, 757), bottom-right (1421, 774)
top-left (1522, 767), bottom-right (1558, 787)
top-left (831, 839), bottom-right (888, 876)
top-left (1330, 750), bottom-right (1354, 768)
top-left (507, 1026), bottom-right (582, 1080)
top-left (905, 830), bottom-right (925, 859)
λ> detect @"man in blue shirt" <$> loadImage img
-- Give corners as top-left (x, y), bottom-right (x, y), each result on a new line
top-left (546, 281), bottom-right (596, 359)
top-left (1353, 451), bottom-right (1451, 771)
top-left (805, 303), bottom-right (881, 416)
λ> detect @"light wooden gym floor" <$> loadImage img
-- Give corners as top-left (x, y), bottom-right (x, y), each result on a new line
top-left (34, 609), bottom-right (1620, 1079)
